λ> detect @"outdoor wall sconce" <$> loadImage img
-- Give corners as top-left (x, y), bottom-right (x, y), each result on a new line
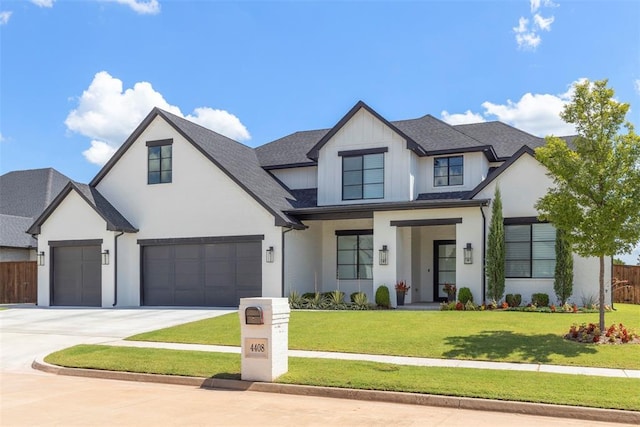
top-left (37, 251), bottom-right (45, 266)
top-left (102, 249), bottom-right (110, 266)
top-left (379, 245), bottom-right (389, 265)
top-left (266, 246), bottom-right (274, 263)
top-left (463, 243), bottom-right (473, 264)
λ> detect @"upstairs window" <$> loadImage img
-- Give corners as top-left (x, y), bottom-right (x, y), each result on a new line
top-left (336, 230), bottom-right (373, 280)
top-left (341, 149), bottom-right (386, 200)
top-left (505, 222), bottom-right (556, 278)
top-left (147, 139), bottom-right (173, 184)
top-left (434, 155), bottom-right (463, 187)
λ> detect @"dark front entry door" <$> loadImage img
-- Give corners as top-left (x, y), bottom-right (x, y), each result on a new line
top-left (434, 240), bottom-right (456, 302)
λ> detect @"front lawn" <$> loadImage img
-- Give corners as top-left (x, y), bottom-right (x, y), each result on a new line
top-left (45, 345), bottom-right (640, 411)
top-left (129, 303), bottom-right (640, 369)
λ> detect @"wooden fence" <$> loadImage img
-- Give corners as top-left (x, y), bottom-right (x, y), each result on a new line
top-left (613, 264), bottom-right (640, 305)
top-left (0, 261), bottom-right (37, 304)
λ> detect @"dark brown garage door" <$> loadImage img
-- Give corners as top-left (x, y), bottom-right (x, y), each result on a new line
top-left (141, 239), bottom-right (262, 307)
top-left (52, 244), bottom-right (101, 306)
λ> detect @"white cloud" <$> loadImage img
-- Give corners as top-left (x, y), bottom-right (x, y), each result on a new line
top-left (0, 11), bottom-right (12, 25)
top-left (66, 71), bottom-right (251, 166)
top-left (530, 0), bottom-right (540, 13)
top-left (0, 132), bottom-right (5, 142)
top-left (104, 0), bottom-right (160, 15)
top-left (634, 79), bottom-right (640, 95)
top-left (440, 80), bottom-right (585, 137)
top-left (533, 13), bottom-right (554, 31)
top-left (513, 17), bottom-right (541, 50)
top-left (441, 110), bottom-right (486, 126)
top-left (31, 0), bottom-right (55, 7)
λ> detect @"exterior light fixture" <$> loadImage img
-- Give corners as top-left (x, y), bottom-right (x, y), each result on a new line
top-left (463, 243), bottom-right (473, 264)
top-left (266, 246), bottom-right (274, 263)
top-left (379, 245), bottom-right (389, 265)
top-left (102, 249), bottom-right (110, 265)
top-left (37, 251), bottom-right (45, 266)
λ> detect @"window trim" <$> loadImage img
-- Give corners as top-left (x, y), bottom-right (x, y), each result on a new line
top-left (504, 220), bottom-right (556, 279)
top-left (341, 152), bottom-right (385, 201)
top-left (336, 229), bottom-right (373, 280)
top-left (147, 139), bottom-right (173, 185)
top-left (433, 155), bottom-right (464, 187)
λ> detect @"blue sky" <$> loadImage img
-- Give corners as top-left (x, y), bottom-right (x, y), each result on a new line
top-left (1, 0), bottom-right (639, 263)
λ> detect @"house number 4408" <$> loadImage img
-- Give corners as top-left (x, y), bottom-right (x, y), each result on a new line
top-left (250, 343), bottom-right (265, 352)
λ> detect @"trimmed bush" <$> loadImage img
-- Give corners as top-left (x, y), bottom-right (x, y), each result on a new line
top-left (505, 293), bottom-right (522, 307)
top-left (458, 287), bottom-right (473, 304)
top-left (531, 293), bottom-right (550, 307)
top-left (375, 285), bottom-right (391, 308)
top-left (302, 292), bottom-right (316, 299)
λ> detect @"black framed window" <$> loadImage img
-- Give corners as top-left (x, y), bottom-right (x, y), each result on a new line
top-left (336, 230), bottom-right (373, 279)
top-left (342, 153), bottom-right (384, 200)
top-left (434, 155), bottom-right (463, 187)
top-left (147, 139), bottom-right (172, 184)
top-left (505, 223), bottom-right (556, 278)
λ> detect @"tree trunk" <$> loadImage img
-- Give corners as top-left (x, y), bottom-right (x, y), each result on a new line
top-left (599, 255), bottom-right (605, 332)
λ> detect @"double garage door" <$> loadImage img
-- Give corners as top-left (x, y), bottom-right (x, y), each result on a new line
top-left (51, 242), bottom-right (102, 307)
top-left (141, 237), bottom-right (262, 307)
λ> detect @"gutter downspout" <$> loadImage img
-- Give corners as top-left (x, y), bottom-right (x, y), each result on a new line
top-left (113, 231), bottom-right (124, 307)
top-left (480, 205), bottom-right (487, 303)
top-left (281, 227), bottom-right (294, 297)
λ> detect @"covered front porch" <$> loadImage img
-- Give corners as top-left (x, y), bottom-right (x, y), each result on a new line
top-left (284, 204), bottom-right (486, 307)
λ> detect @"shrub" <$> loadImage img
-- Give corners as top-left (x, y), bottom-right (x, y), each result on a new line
top-left (531, 293), bottom-right (549, 307)
top-left (302, 292), bottom-right (316, 299)
top-left (288, 291), bottom-right (304, 309)
top-left (458, 287), bottom-right (473, 304)
top-left (505, 293), bottom-right (522, 307)
top-left (455, 301), bottom-right (464, 311)
top-left (350, 292), bottom-right (370, 310)
top-left (375, 285), bottom-right (391, 308)
top-left (303, 292), bottom-right (326, 309)
top-left (464, 300), bottom-right (477, 311)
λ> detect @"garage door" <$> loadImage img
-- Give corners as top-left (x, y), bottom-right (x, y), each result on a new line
top-left (141, 239), bottom-right (262, 307)
top-left (52, 244), bottom-right (101, 306)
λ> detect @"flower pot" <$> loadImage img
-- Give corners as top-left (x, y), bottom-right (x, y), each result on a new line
top-left (396, 291), bottom-right (406, 306)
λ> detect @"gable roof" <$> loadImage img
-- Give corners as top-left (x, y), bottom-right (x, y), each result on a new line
top-left (257, 104), bottom-right (546, 169)
top-left (27, 181), bottom-right (138, 235)
top-left (91, 108), bottom-right (303, 228)
top-left (465, 145), bottom-right (536, 200)
top-left (306, 101), bottom-right (426, 161)
top-left (0, 168), bottom-right (72, 248)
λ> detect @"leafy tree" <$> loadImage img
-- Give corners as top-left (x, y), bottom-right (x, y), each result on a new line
top-left (613, 258), bottom-right (626, 265)
top-left (535, 79), bottom-right (640, 331)
top-left (486, 186), bottom-right (505, 302)
top-left (554, 229), bottom-right (574, 305)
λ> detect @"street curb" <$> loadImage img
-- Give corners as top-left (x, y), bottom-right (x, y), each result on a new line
top-left (32, 358), bottom-right (640, 425)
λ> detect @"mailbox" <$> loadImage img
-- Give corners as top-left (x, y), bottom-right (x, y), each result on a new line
top-left (245, 306), bottom-right (264, 325)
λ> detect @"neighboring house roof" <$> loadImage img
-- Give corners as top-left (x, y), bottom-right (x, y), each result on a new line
top-left (256, 102), bottom-right (545, 169)
top-left (91, 108), bottom-right (303, 229)
top-left (0, 168), bottom-right (71, 248)
top-left (0, 214), bottom-right (37, 248)
top-left (27, 182), bottom-right (138, 235)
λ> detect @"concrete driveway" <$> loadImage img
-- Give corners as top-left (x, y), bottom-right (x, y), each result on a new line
top-left (0, 305), bottom-right (234, 372)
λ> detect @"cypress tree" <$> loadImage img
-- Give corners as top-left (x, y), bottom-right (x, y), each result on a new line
top-left (486, 186), bottom-right (505, 302)
top-left (553, 228), bottom-right (574, 305)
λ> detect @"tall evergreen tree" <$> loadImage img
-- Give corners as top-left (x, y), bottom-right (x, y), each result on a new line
top-left (554, 228), bottom-right (574, 305)
top-left (486, 186), bottom-right (505, 302)
top-left (536, 79), bottom-right (640, 331)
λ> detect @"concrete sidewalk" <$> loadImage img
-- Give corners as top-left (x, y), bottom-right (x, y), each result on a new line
top-left (103, 339), bottom-right (640, 379)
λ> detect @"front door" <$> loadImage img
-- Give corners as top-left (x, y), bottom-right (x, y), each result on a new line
top-left (434, 240), bottom-right (456, 302)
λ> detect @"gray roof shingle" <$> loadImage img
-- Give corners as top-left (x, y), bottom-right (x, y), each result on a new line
top-left (453, 121), bottom-right (545, 159)
top-left (0, 214), bottom-right (37, 248)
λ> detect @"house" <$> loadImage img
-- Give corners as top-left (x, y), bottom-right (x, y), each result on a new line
top-left (27, 101), bottom-right (610, 307)
top-left (0, 168), bottom-right (71, 261)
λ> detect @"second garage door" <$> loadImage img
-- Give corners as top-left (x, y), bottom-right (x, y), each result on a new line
top-left (141, 239), bottom-right (262, 307)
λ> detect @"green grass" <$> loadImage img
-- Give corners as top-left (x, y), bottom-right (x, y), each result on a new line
top-left (45, 344), bottom-right (640, 411)
top-left (129, 304), bottom-right (640, 369)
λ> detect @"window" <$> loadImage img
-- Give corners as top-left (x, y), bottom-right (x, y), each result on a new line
top-left (147, 139), bottom-right (173, 184)
top-left (505, 222), bottom-right (556, 278)
top-left (434, 156), bottom-right (463, 187)
top-left (342, 153), bottom-right (384, 200)
top-left (336, 230), bottom-right (373, 279)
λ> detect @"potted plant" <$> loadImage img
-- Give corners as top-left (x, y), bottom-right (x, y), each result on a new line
top-left (443, 283), bottom-right (456, 302)
top-left (395, 280), bottom-right (410, 306)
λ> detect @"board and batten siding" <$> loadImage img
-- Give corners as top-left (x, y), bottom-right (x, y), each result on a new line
top-left (93, 116), bottom-right (284, 307)
top-left (416, 152), bottom-right (490, 195)
top-left (270, 166), bottom-right (318, 190)
top-left (316, 109), bottom-right (411, 205)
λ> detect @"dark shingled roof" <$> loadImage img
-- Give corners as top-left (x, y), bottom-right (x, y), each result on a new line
top-left (256, 106), bottom-right (547, 169)
top-left (416, 191), bottom-right (471, 201)
top-left (0, 168), bottom-right (71, 248)
top-left (287, 188), bottom-right (318, 209)
top-left (28, 182), bottom-right (138, 235)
